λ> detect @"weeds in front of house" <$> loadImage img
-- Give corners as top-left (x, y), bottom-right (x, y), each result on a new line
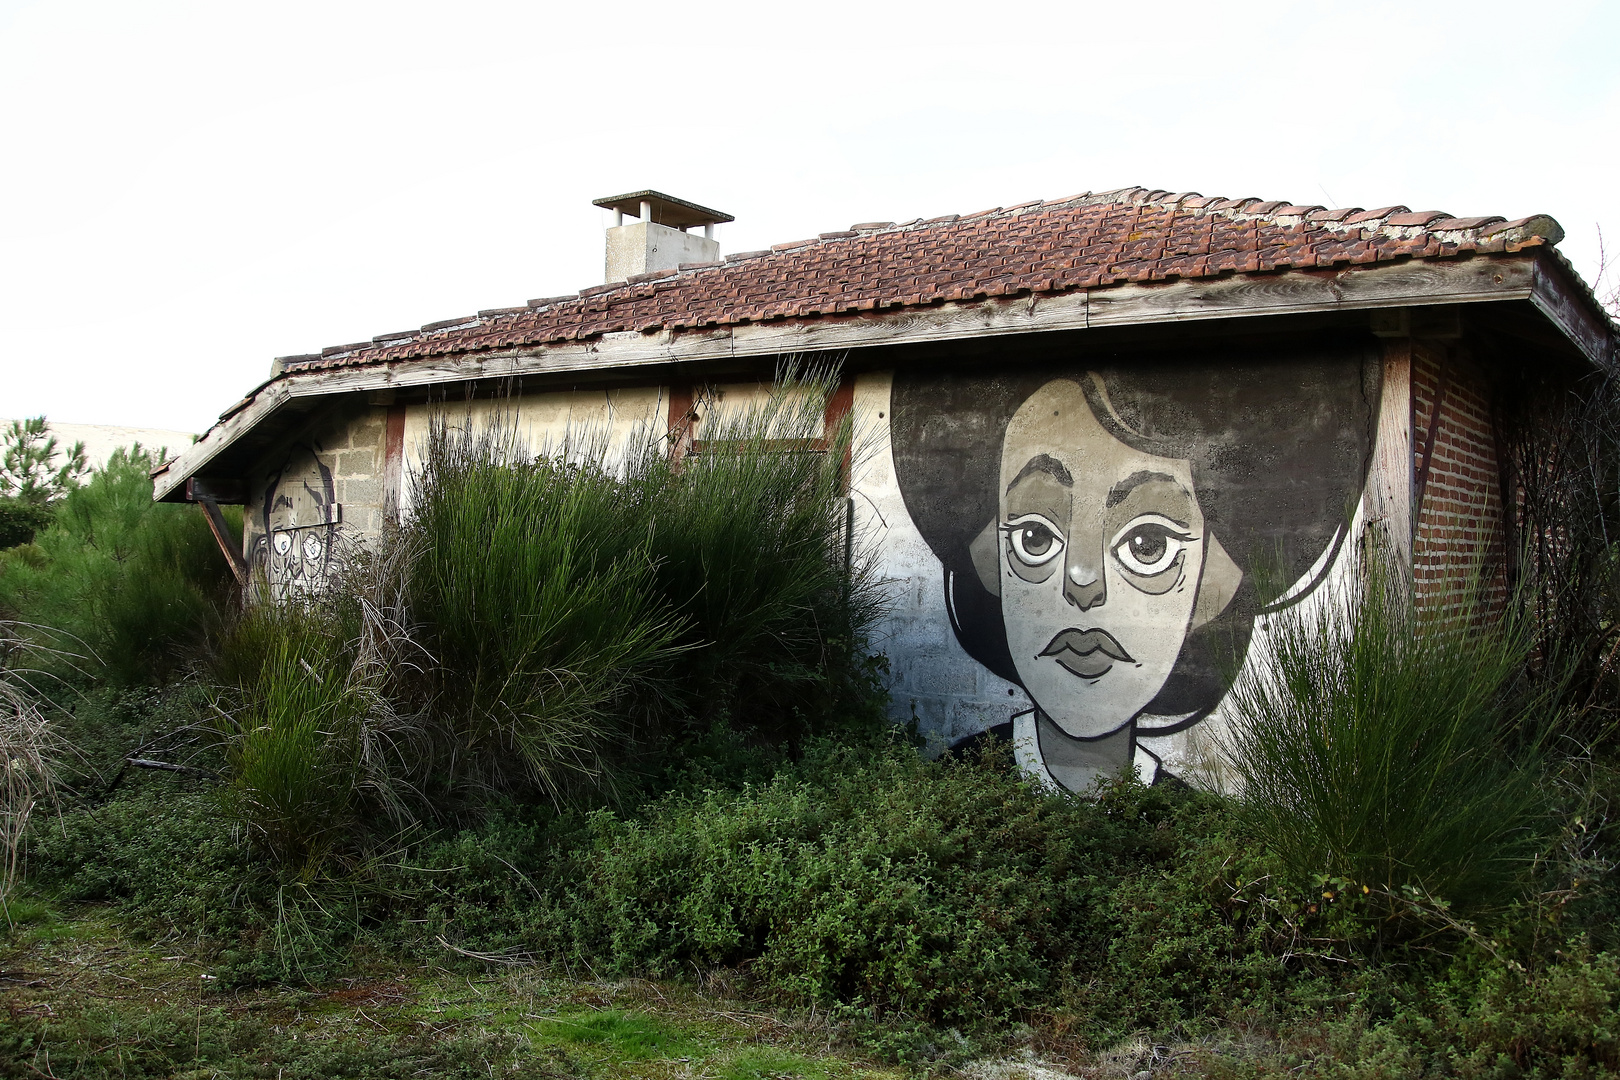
top-left (200, 365), bottom-right (886, 872)
top-left (6, 370), bottom-right (1620, 1074)
top-left (1222, 546), bottom-right (1555, 933)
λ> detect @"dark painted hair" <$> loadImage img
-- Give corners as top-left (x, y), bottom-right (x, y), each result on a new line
top-left (890, 337), bottom-right (1381, 731)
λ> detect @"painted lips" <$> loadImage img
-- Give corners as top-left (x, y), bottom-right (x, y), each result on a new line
top-left (1038, 628), bottom-right (1135, 679)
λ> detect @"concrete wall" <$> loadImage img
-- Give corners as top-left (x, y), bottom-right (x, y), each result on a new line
top-left (605, 222), bottom-right (719, 283)
top-left (242, 334), bottom-right (1503, 793)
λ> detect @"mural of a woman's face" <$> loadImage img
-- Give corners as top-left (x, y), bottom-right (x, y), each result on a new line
top-left (890, 343), bottom-right (1377, 779)
top-left (989, 379), bottom-right (1234, 739)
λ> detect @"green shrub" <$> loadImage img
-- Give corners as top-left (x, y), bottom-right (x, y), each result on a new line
top-left (0, 497), bottom-right (53, 549)
top-left (211, 601), bottom-right (372, 871)
top-left (404, 422), bottom-right (686, 805)
top-left (205, 366), bottom-right (889, 856)
top-left (26, 788), bottom-right (254, 943)
top-left (0, 446), bottom-right (238, 685)
top-left (1223, 551), bottom-right (1552, 923)
top-left (415, 741), bottom-right (1226, 1030)
top-left (400, 365), bottom-right (886, 805)
top-left (619, 370), bottom-right (887, 748)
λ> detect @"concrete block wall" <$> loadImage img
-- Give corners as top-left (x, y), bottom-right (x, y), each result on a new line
top-left (330, 408), bottom-right (390, 534)
top-left (242, 402), bottom-right (390, 595)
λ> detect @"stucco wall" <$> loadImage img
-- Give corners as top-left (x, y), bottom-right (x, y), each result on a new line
top-left (397, 387), bottom-right (666, 515)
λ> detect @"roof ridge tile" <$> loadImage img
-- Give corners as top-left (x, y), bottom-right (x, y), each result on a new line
top-left (421, 316), bottom-right (480, 332)
top-left (1386, 210), bottom-right (1449, 226)
top-left (1346, 206), bottom-right (1408, 224)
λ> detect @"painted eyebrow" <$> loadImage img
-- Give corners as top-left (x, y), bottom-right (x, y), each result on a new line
top-left (1006, 453), bottom-right (1073, 493)
top-left (1105, 470), bottom-right (1188, 509)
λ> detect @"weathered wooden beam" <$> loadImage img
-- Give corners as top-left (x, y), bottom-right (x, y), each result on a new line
top-left (1531, 253), bottom-right (1617, 371)
top-left (184, 476), bottom-right (246, 504)
top-left (195, 495), bottom-right (248, 586)
top-left (1366, 339), bottom-right (1414, 568)
top-left (154, 254), bottom-right (1556, 503)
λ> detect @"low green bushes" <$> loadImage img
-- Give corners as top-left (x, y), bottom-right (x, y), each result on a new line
top-left (406, 743), bottom-right (1298, 1034)
top-left (23, 714), bottom-right (1620, 1070)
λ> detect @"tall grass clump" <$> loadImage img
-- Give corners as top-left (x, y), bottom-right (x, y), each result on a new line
top-left (397, 364), bottom-right (885, 807)
top-left (405, 422), bottom-right (686, 804)
top-left (0, 445), bottom-right (238, 684)
top-left (1223, 545), bottom-right (1552, 921)
top-left (622, 366), bottom-right (886, 746)
top-left (201, 366), bottom-right (886, 870)
top-left (0, 621), bottom-right (67, 923)
top-left (208, 536), bottom-right (437, 871)
top-left (210, 601), bottom-right (372, 871)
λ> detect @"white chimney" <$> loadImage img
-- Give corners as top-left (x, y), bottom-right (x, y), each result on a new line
top-left (593, 190), bottom-right (733, 282)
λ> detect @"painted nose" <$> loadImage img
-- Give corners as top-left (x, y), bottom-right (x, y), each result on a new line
top-left (1064, 559), bottom-right (1106, 611)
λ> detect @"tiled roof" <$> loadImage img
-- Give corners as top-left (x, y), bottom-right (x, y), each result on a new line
top-left (279, 187), bottom-right (1567, 375)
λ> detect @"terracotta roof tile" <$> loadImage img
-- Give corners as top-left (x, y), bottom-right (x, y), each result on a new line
top-left (1347, 205), bottom-right (1407, 224)
top-left (275, 187), bottom-right (1569, 375)
top-left (1386, 211), bottom-right (1449, 226)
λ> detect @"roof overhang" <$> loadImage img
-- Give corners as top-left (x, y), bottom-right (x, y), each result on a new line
top-left (153, 248), bottom-right (1616, 502)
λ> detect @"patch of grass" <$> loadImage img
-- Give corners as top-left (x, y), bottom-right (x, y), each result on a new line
top-left (0, 894), bottom-right (51, 927)
top-left (0, 909), bottom-right (892, 1079)
top-left (722, 1046), bottom-right (831, 1080)
top-left (537, 1008), bottom-right (696, 1058)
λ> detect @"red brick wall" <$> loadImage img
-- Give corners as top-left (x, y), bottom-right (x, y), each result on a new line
top-left (1410, 344), bottom-right (1505, 607)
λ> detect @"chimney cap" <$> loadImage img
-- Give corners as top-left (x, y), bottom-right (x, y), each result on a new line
top-left (593, 190), bottom-right (735, 228)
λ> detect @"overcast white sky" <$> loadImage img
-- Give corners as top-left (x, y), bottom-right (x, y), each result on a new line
top-left (2, 0), bottom-right (1616, 433)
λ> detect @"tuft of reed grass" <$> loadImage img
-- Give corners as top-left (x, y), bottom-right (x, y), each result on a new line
top-left (1222, 542), bottom-right (1554, 922)
top-left (210, 601), bottom-right (369, 873)
top-left (620, 363), bottom-right (887, 746)
top-left (400, 362), bottom-right (885, 806)
top-left (0, 621), bottom-right (69, 923)
top-left (405, 417), bottom-right (687, 805)
top-left (207, 365), bottom-right (889, 870)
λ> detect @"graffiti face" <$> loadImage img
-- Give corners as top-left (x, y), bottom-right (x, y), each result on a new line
top-left (249, 446), bottom-right (339, 600)
top-left (889, 342), bottom-right (1380, 789)
top-left (996, 380), bottom-right (1209, 739)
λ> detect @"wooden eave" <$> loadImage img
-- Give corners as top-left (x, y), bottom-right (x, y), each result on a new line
top-left (153, 249), bottom-right (1617, 503)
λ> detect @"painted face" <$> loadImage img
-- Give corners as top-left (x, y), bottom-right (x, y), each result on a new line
top-left (998, 379), bottom-right (1206, 739)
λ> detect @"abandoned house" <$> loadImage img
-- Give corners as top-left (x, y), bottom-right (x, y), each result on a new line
top-left (153, 186), bottom-right (1620, 790)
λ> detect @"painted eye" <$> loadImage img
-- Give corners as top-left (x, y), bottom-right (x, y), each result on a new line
top-left (1113, 520), bottom-right (1191, 577)
top-left (1004, 516), bottom-right (1065, 567)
